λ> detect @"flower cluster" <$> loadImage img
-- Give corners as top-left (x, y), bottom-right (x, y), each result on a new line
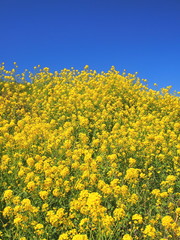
top-left (0, 63), bottom-right (179, 239)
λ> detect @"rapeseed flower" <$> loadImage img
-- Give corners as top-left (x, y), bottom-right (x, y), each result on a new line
top-left (113, 208), bottom-right (126, 220)
top-left (72, 234), bottom-right (88, 240)
top-left (161, 215), bottom-right (174, 229)
top-left (122, 234), bottom-right (133, 240)
top-left (132, 214), bottom-right (143, 224)
top-left (124, 168), bottom-right (140, 183)
top-left (3, 206), bottom-right (13, 217)
top-left (143, 224), bottom-right (156, 238)
top-left (34, 223), bottom-right (44, 235)
top-left (27, 181), bottom-right (36, 191)
top-left (39, 190), bottom-right (48, 200)
top-left (58, 233), bottom-right (69, 240)
top-left (3, 189), bottom-right (13, 200)
top-left (0, 64), bottom-right (179, 239)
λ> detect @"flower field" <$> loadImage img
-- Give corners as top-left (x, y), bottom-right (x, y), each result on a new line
top-left (0, 63), bottom-right (180, 240)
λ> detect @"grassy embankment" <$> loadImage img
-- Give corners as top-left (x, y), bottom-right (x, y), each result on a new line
top-left (0, 63), bottom-right (180, 240)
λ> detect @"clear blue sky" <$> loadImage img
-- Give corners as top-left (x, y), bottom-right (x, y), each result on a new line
top-left (1, 0), bottom-right (180, 92)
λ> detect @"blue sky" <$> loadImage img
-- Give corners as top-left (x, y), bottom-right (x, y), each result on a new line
top-left (1, 0), bottom-right (180, 92)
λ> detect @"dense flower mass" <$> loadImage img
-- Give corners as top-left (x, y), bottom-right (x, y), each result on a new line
top-left (0, 63), bottom-right (180, 239)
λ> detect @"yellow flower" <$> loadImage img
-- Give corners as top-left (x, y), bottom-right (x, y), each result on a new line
top-left (79, 218), bottom-right (89, 227)
top-left (78, 115), bottom-right (89, 127)
top-left (60, 167), bottom-right (70, 177)
top-left (166, 175), bottom-right (176, 182)
top-left (86, 192), bottom-right (102, 207)
top-left (3, 189), bottom-right (13, 200)
top-left (39, 191), bottom-right (48, 200)
top-left (84, 65), bottom-right (89, 69)
top-left (27, 181), bottom-right (36, 191)
top-left (12, 196), bottom-right (21, 204)
top-left (120, 185), bottom-right (129, 196)
top-left (176, 207), bottom-right (180, 214)
top-left (14, 216), bottom-right (23, 225)
top-left (21, 198), bottom-right (31, 206)
top-left (53, 188), bottom-right (60, 197)
top-left (101, 184), bottom-right (112, 195)
top-left (1, 64), bottom-right (180, 239)
top-left (26, 157), bottom-right (35, 167)
top-left (110, 178), bottom-right (120, 187)
top-left (143, 224), bottom-right (156, 238)
top-left (151, 189), bottom-right (160, 197)
top-left (108, 154), bottom-right (117, 162)
top-left (34, 223), bottom-right (44, 235)
top-left (122, 234), bottom-right (133, 240)
top-left (160, 192), bottom-right (168, 198)
top-left (72, 234), bottom-right (88, 240)
top-left (113, 208), bottom-right (125, 220)
top-left (56, 208), bottom-right (65, 219)
top-left (44, 177), bottom-right (53, 189)
top-left (101, 214), bottom-right (114, 229)
top-left (128, 158), bottom-right (136, 167)
top-left (18, 168), bottom-right (25, 177)
top-left (58, 233), bottom-right (69, 240)
top-left (42, 203), bottom-right (49, 211)
top-left (124, 168), bottom-right (140, 183)
top-left (3, 206), bottom-right (13, 217)
top-left (168, 202), bottom-right (175, 211)
top-left (14, 205), bottom-right (22, 214)
top-left (129, 193), bottom-right (139, 204)
top-left (162, 215), bottom-right (174, 229)
top-left (167, 187), bottom-right (174, 194)
top-left (132, 214), bottom-right (143, 224)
